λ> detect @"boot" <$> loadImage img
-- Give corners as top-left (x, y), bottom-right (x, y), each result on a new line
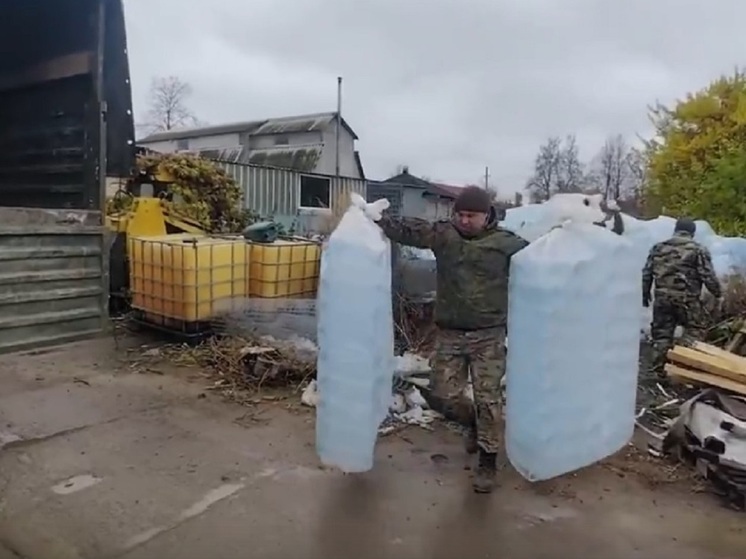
top-left (472, 449), bottom-right (497, 493)
top-left (464, 427), bottom-right (478, 455)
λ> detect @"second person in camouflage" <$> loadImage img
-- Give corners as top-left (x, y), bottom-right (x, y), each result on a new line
top-left (642, 217), bottom-right (722, 377)
top-left (374, 186), bottom-right (528, 493)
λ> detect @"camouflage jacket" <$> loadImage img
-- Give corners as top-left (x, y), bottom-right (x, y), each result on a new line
top-left (378, 214), bottom-right (528, 330)
top-left (642, 231), bottom-right (722, 301)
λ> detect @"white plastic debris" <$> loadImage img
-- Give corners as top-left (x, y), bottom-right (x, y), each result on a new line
top-left (301, 380), bottom-right (319, 407)
top-left (404, 387), bottom-right (428, 409)
top-left (397, 407), bottom-right (427, 426)
top-left (389, 393), bottom-right (407, 414)
top-left (394, 352), bottom-right (430, 376)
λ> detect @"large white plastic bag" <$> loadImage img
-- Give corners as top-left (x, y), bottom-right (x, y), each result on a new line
top-left (505, 222), bottom-right (640, 481)
top-left (315, 194), bottom-right (394, 473)
top-left (501, 194), bottom-right (607, 242)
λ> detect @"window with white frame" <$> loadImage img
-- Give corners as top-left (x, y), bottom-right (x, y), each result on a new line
top-left (299, 175), bottom-right (331, 209)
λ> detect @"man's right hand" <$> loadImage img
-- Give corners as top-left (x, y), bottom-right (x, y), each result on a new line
top-left (643, 295), bottom-right (650, 308)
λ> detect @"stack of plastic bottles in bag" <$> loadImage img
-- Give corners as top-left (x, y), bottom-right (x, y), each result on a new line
top-left (315, 194), bottom-right (394, 473)
top-left (501, 196), bottom-right (746, 279)
top-left (505, 222), bottom-right (641, 481)
top-left (502, 195), bottom-right (746, 335)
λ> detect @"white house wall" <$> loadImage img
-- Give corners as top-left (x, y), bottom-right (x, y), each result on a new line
top-left (400, 187), bottom-right (429, 218)
top-left (319, 126), bottom-right (361, 178)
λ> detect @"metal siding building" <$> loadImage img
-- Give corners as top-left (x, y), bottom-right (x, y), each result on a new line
top-left (215, 161), bottom-right (367, 233)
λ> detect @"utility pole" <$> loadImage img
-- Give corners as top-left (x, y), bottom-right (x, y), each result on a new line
top-left (484, 166), bottom-right (490, 190)
top-left (335, 77), bottom-right (342, 177)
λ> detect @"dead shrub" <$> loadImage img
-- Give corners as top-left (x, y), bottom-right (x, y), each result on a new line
top-left (393, 294), bottom-right (436, 355)
top-left (704, 273), bottom-right (746, 345)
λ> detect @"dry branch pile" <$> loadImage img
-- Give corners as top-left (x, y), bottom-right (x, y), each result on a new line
top-left (394, 294), bottom-right (436, 354)
top-left (161, 336), bottom-right (316, 401)
top-left (704, 274), bottom-right (746, 349)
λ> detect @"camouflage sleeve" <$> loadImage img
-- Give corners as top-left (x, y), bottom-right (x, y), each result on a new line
top-left (698, 247), bottom-right (722, 298)
top-left (377, 215), bottom-right (442, 249)
top-left (642, 247), bottom-right (655, 300)
top-left (498, 229), bottom-right (530, 274)
top-left (501, 230), bottom-right (529, 259)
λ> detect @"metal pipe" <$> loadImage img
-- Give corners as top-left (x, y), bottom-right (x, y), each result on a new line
top-left (335, 76), bottom-right (342, 177)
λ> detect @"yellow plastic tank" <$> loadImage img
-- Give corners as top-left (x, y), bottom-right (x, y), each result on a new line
top-left (128, 234), bottom-right (249, 322)
top-left (247, 239), bottom-right (321, 298)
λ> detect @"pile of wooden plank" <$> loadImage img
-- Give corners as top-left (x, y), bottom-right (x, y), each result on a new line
top-left (666, 342), bottom-right (746, 396)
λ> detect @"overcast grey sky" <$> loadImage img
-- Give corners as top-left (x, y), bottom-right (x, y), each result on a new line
top-left (124, 0), bottom-right (746, 193)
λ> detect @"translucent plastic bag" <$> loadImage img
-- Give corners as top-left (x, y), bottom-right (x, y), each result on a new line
top-left (315, 194), bottom-right (394, 472)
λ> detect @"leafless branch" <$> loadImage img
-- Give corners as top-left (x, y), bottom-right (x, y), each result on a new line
top-left (141, 76), bottom-right (198, 134)
top-left (525, 135), bottom-right (584, 201)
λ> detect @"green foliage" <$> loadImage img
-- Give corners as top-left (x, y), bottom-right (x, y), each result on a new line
top-left (106, 190), bottom-right (133, 215)
top-left (136, 153), bottom-right (258, 233)
top-left (645, 69), bottom-right (746, 234)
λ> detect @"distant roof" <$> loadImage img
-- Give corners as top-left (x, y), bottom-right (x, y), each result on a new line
top-left (381, 170), bottom-right (433, 189)
top-left (381, 170), bottom-right (463, 199)
top-left (354, 151), bottom-right (365, 180)
top-left (428, 183), bottom-right (463, 199)
top-left (138, 112), bottom-right (358, 143)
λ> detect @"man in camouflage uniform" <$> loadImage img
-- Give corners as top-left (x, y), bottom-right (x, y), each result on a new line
top-left (642, 217), bottom-right (722, 377)
top-left (375, 186), bottom-right (528, 493)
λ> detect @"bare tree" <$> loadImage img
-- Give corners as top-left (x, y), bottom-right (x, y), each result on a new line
top-left (526, 136), bottom-right (562, 202)
top-left (618, 147), bottom-right (647, 215)
top-left (625, 147), bottom-right (646, 197)
top-left (585, 135), bottom-right (647, 202)
top-left (555, 134), bottom-right (584, 193)
top-left (526, 135), bottom-right (584, 201)
top-left (144, 76), bottom-right (197, 133)
top-left (592, 134), bottom-right (629, 199)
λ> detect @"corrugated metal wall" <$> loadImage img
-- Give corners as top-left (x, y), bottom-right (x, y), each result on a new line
top-left (0, 208), bottom-right (108, 354)
top-left (215, 161), bottom-right (367, 231)
top-left (219, 163), bottom-right (298, 217)
top-left (330, 176), bottom-right (366, 213)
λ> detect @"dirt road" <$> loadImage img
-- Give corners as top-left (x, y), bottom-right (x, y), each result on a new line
top-left (0, 337), bottom-right (743, 559)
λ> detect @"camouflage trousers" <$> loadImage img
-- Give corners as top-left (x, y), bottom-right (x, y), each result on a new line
top-left (425, 326), bottom-right (506, 454)
top-left (650, 295), bottom-right (706, 376)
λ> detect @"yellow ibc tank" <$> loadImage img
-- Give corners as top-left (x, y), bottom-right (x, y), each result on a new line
top-left (128, 234), bottom-right (248, 322)
top-left (247, 239), bottom-right (321, 298)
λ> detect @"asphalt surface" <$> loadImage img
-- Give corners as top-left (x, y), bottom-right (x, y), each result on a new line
top-left (0, 337), bottom-right (743, 559)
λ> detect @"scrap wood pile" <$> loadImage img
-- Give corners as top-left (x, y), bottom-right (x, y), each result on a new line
top-left (666, 340), bottom-right (746, 395)
top-left (638, 280), bottom-right (746, 435)
top-left (659, 338), bottom-right (746, 511)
